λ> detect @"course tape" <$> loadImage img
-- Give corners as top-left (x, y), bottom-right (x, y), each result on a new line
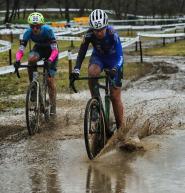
top-left (1, 21), bottom-right (185, 75)
top-left (138, 32), bottom-right (185, 38)
top-left (0, 40), bottom-right (11, 52)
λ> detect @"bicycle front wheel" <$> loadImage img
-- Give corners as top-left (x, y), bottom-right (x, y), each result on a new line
top-left (25, 81), bottom-right (40, 135)
top-left (84, 98), bottom-right (106, 160)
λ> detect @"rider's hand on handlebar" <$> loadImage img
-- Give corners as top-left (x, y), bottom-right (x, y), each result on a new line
top-left (14, 61), bottom-right (20, 70)
top-left (109, 67), bottom-right (118, 79)
top-left (45, 60), bottom-right (52, 70)
top-left (70, 68), bottom-right (80, 81)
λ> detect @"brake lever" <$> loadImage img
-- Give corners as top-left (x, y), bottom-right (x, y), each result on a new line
top-left (69, 78), bottom-right (78, 93)
top-left (14, 67), bottom-right (20, 78)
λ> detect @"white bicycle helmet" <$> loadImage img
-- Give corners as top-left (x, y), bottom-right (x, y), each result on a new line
top-left (89, 9), bottom-right (108, 29)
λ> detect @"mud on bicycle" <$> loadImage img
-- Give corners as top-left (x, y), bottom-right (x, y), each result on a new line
top-left (15, 59), bottom-right (52, 135)
top-left (70, 69), bottom-right (117, 160)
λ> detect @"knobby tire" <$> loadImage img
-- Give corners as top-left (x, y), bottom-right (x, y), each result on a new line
top-left (84, 98), bottom-right (106, 160)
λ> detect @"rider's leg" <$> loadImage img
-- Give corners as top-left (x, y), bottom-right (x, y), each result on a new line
top-left (110, 87), bottom-right (125, 129)
top-left (46, 57), bottom-right (57, 116)
top-left (88, 64), bottom-right (101, 97)
top-left (27, 51), bottom-right (40, 81)
top-left (88, 55), bottom-right (103, 97)
top-left (27, 51), bottom-right (40, 102)
top-left (47, 76), bottom-right (57, 115)
top-left (35, 45), bottom-right (58, 116)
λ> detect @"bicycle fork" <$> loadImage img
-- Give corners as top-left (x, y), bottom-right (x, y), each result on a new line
top-left (33, 80), bottom-right (40, 110)
top-left (104, 95), bottom-right (110, 127)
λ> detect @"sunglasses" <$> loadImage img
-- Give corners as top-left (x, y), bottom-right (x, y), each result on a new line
top-left (93, 27), bottom-right (106, 33)
top-left (30, 25), bottom-right (41, 29)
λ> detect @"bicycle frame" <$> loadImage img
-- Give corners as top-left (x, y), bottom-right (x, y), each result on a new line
top-left (98, 77), bottom-right (111, 131)
top-left (15, 61), bottom-right (48, 110)
top-left (70, 72), bottom-right (117, 158)
top-left (70, 74), bottom-right (112, 133)
top-left (33, 76), bottom-right (40, 110)
top-left (15, 60), bottom-right (51, 135)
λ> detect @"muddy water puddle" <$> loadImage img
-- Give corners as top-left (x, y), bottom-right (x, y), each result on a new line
top-left (0, 130), bottom-right (185, 193)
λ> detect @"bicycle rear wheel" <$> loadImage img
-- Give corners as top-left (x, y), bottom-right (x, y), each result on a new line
top-left (84, 98), bottom-right (106, 160)
top-left (25, 81), bottom-right (40, 135)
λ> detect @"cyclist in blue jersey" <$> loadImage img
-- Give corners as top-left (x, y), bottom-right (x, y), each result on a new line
top-left (70, 9), bottom-right (125, 130)
top-left (14, 12), bottom-right (59, 117)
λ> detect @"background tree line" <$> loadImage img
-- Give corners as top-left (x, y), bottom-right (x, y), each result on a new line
top-left (1, 0), bottom-right (185, 23)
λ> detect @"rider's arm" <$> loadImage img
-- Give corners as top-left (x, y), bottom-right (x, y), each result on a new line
top-left (46, 27), bottom-right (59, 62)
top-left (16, 29), bottom-right (31, 61)
top-left (48, 39), bottom-right (58, 62)
top-left (16, 45), bottom-right (24, 61)
top-left (114, 33), bottom-right (124, 70)
top-left (74, 33), bottom-right (91, 70)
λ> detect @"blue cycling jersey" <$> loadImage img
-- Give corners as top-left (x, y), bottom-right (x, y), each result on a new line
top-left (21, 25), bottom-right (57, 47)
top-left (75, 25), bottom-right (124, 70)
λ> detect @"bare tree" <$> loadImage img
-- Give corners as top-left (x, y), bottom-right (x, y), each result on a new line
top-left (133, 0), bottom-right (138, 17)
top-left (4, 0), bottom-right (10, 23)
top-left (55, 0), bottom-right (63, 17)
top-left (109, 0), bottom-right (125, 19)
top-left (94, 0), bottom-right (103, 9)
top-left (9, 0), bottom-right (20, 22)
top-left (174, 0), bottom-right (185, 14)
top-left (91, 0), bottom-right (95, 10)
top-left (123, 0), bottom-right (131, 18)
top-left (65, 0), bottom-right (70, 22)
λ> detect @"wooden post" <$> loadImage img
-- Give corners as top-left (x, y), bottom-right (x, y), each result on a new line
top-left (9, 49), bottom-right (12, 65)
top-left (70, 40), bottom-right (74, 48)
top-left (68, 50), bottom-right (72, 89)
top-left (10, 32), bottom-right (13, 43)
top-left (175, 29), bottom-right (177, 42)
top-left (139, 41), bottom-right (143, 63)
top-left (135, 41), bottom-right (138, 51)
top-left (163, 37), bottom-right (165, 46)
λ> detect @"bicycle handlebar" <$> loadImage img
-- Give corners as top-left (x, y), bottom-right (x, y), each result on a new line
top-left (69, 76), bottom-right (106, 93)
top-left (14, 63), bottom-right (46, 78)
top-left (70, 68), bottom-right (118, 93)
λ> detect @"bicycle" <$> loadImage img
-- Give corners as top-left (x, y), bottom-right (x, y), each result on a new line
top-left (70, 70), bottom-right (116, 160)
top-left (15, 60), bottom-right (51, 135)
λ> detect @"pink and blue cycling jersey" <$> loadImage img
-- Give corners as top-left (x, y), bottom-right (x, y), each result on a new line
top-left (16, 25), bottom-right (58, 62)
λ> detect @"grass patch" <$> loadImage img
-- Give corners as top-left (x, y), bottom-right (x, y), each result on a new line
top-left (0, 99), bottom-right (25, 111)
top-left (143, 39), bottom-right (185, 56)
top-left (124, 62), bottom-right (153, 80)
top-left (0, 72), bottom-right (28, 96)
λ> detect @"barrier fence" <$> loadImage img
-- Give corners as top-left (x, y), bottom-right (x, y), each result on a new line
top-left (1, 21), bottom-right (185, 75)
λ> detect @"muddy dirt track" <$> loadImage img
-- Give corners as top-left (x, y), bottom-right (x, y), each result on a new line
top-left (1, 55), bottom-right (185, 192)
